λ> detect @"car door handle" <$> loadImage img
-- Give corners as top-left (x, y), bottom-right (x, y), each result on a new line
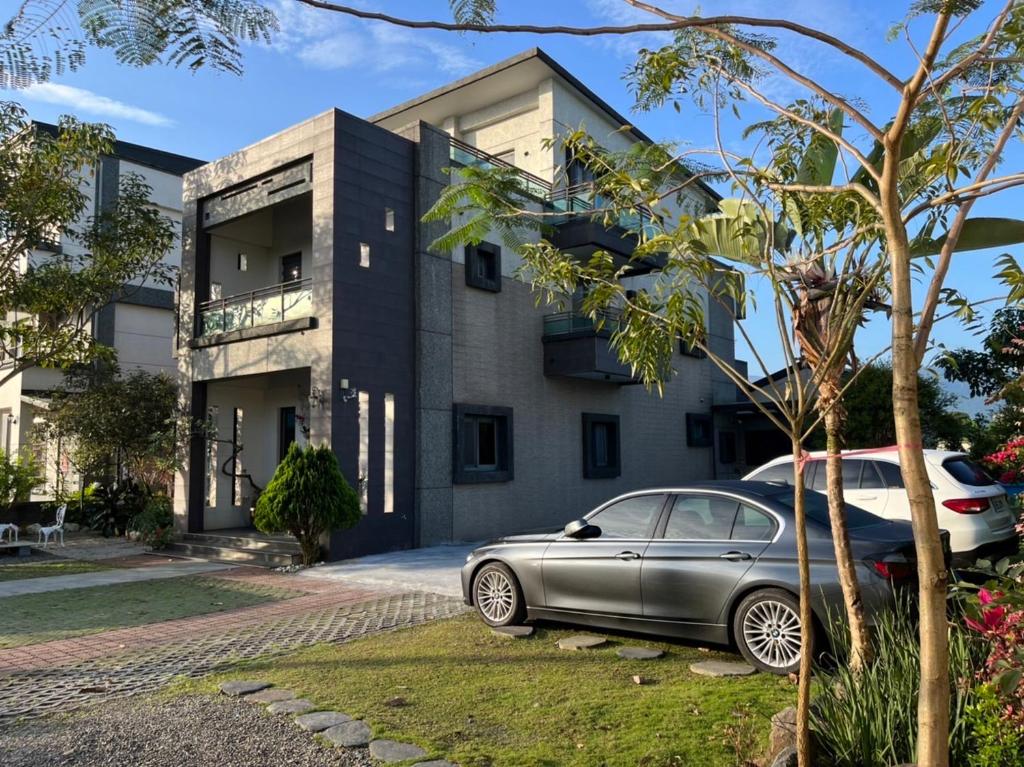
top-left (615, 551), bottom-right (641, 560)
top-left (719, 551), bottom-right (752, 561)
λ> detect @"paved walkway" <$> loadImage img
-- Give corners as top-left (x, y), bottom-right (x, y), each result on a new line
top-left (0, 560), bottom-right (234, 597)
top-left (297, 543), bottom-right (477, 598)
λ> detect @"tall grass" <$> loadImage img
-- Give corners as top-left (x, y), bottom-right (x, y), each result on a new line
top-left (810, 594), bottom-right (987, 766)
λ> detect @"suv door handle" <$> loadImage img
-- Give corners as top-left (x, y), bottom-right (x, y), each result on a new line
top-left (615, 551), bottom-right (641, 560)
top-left (719, 551), bottom-right (752, 561)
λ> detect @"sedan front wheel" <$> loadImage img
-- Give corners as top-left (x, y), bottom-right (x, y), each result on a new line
top-left (473, 562), bottom-right (526, 627)
top-left (733, 588), bottom-right (803, 675)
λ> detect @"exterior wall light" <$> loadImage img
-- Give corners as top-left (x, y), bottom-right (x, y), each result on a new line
top-left (339, 378), bottom-right (358, 403)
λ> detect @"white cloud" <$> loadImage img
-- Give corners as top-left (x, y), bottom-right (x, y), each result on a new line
top-left (20, 82), bottom-right (174, 127)
top-left (270, 1), bottom-right (480, 77)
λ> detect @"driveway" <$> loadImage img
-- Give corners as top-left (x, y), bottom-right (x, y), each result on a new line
top-left (296, 543), bottom-right (477, 598)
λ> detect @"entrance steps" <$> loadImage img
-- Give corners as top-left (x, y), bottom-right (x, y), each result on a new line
top-left (165, 529), bottom-right (303, 568)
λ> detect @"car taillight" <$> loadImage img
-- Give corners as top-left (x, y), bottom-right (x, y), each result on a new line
top-left (942, 498), bottom-right (991, 514)
top-left (873, 561), bottom-right (915, 581)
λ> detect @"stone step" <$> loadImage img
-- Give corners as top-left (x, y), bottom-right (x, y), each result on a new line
top-left (163, 540), bottom-right (302, 568)
top-left (181, 531), bottom-right (301, 553)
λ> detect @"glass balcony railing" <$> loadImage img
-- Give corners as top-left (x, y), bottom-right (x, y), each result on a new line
top-left (198, 278), bottom-right (313, 338)
top-left (543, 310), bottom-right (623, 338)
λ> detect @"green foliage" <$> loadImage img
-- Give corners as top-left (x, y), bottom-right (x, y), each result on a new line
top-left (129, 494), bottom-right (175, 550)
top-left (448, 0), bottom-right (496, 26)
top-left (938, 307), bottom-right (1024, 405)
top-left (1, 0), bottom-right (277, 88)
top-left (812, 600), bottom-right (987, 766)
top-left (964, 684), bottom-right (1024, 767)
top-left (254, 443), bottom-right (361, 566)
top-left (59, 482), bottom-right (102, 527)
top-left (87, 478), bottom-right (148, 538)
top-left (0, 104), bottom-right (176, 379)
top-left (44, 365), bottom-right (182, 488)
top-left (0, 450), bottom-right (41, 511)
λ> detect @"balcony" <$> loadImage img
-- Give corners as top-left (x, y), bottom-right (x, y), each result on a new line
top-left (542, 310), bottom-right (638, 384)
top-left (193, 279), bottom-right (315, 347)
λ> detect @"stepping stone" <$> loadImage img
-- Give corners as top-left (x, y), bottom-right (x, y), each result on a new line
top-left (219, 680), bottom-right (271, 697)
top-left (689, 660), bottom-right (757, 677)
top-left (323, 719), bottom-right (372, 747)
top-left (295, 711), bottom-right (352, 732)
top-left (557, 634), bottom-right (607, 650)
top-left (369, 739), bottom-right (428, 763)
top-left (267, 698), bottom-right (315, 715)
top-left (247, 689), bottom-right (296, 704)
top-left (491, 625), bottom-right (534, 638)
top-left (617, 646), bottom-right (664, 660)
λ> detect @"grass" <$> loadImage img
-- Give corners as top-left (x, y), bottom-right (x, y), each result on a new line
top-left (177, 614), bottom-right (794, 766)
top-left (0, 575), bottom-right (298, 649)
top-left (0, 558), bottom-right (111, 582)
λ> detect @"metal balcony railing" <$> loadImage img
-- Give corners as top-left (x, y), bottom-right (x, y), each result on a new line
top-left (197, 278), bottom-right (313, 337)
top-left (543, 310), bottom-right (623, 338)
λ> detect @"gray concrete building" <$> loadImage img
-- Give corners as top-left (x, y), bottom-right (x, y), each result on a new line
top-left (172, 49), bottom-right (745, 561)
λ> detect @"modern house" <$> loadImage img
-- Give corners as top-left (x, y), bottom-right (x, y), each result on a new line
top-left (171, 49), bottom-right (746, 563)
top-left (0, 128), bottom-right (203, 498)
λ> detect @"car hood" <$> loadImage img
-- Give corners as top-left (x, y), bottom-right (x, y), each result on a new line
top-left (484, 527), bottom-right (562, 545)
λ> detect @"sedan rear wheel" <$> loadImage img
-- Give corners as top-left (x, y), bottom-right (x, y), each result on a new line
top-left (473, 562), bottom-right (526, 627)
top-left (734, 589), bottom-right (803, 675)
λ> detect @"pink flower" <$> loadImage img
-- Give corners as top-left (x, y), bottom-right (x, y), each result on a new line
top-left (965, 589), bottom-right (1009, 633)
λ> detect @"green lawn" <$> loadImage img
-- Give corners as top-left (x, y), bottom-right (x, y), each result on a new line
top-left (0, 576), bottom-right (298, 649)
top-left (0, 559), bottom-right (111, 582)
top-left (184, 615), bottom-right (794, 766)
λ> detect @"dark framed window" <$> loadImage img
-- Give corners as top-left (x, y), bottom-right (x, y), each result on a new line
top-left (281, 252), bottom-right (302, 283)
top-left (875, 460), bottom-right (905, 488)
top-left (279, 407), bottom-right (296, 461)
top-left (465, 242), bottom-right (501, 292)
top-left (453, 404), bottom-right (513, 483)
top-left (718, 431), bottom-right (737, 464)
top-left (582, 413), bottom-right (621, 479)
top-left (685, 413), bottom-right (713, 447)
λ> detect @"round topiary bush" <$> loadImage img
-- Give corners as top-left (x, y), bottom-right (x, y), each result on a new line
top-left (253, 443), bottom-right (361, 565)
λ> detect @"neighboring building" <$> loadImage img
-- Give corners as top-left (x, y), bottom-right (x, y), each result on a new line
top-left (0, 128), bottom-right (204, 497)
top-left (172, 49), bottom-right (743, 561)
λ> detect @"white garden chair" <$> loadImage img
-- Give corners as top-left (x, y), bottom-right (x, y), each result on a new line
top-left (0, 522), bottom-right (17, 543)
top-left (38, 504), bottom-right (66, 546)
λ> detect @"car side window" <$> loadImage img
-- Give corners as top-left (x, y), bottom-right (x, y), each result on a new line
top-left (859, 461), bottom-right (884, 489)
top-left (874, 460), bottom-right (905, 489)
top-left (808, 461), bottom-right (827, 491)
top-left (731, 505), bottom-right (776, 541)
top-left (841, 459), bottom-right (865, 487)
top-left (587, 494), bottom-right (665, 539)
top-left (664, 495), bottom-right (739, 540)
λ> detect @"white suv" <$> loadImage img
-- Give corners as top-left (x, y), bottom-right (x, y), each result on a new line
top-left (744, 449), bottom-right (1019, 563)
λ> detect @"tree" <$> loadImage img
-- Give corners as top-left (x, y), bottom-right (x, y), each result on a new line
top-left (0, 104), bottom-right (181, 384)
top-left (253, 443), bottom-right (361, 566)
top-left (939, 307), bottom-right (1024, 410)
top-left (43, 364), bottom-right (181, 491)
top-left (0, 449), bottom-right (41, 514)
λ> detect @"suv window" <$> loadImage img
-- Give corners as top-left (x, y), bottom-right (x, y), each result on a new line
top-left (858, 461), bottom-right (884, 489)
top-left (750, 462), bottom-right (793, 484)
top-left (665, 495), bottom-right (738, 539)
top-left (874, 460), bottom-right (905, 488)
top-left (808, 461), bottom-right (827, 491)
top-left (943, 457), bottom-right (996, 487)
top-left (588, 494), bottom-right (665, 539)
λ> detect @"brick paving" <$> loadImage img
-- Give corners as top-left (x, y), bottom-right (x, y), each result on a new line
top-left (0, 567), bottom-right (468, 723)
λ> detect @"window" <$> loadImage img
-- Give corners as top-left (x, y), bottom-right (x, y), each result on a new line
top-left (665, 495), bottom-right (738, 539)
top-left (464, 242), bottom-right (501, 292)
top-left (809, 461), bottom-right (827, 491)
top-left (279, 407), bottom-right (296, 462)
top-left (732, 505), bottom-right (776, 541)
top-left (232, 408), bottom-right (244, 507)
top-left (588, 494), bottom-right (665, 539)
top-left (718, 431), bottom-right (737, 464)
top-left (875, 460), bottom-right (905, 488)
top-left (841, 458), bottom-right (865, 488)
top-left (237, 252), bottom-right (248, 271)
top-left (565, 146), bottom-right (596, 188)
top-left (281, 252), bottom-right (302, 282)
top-left (358, 391), bottom-right (369, 513)
top-left (685, 413), bottom-right (713, 447)
top-left (360, 242), bottom-right (371, 268)
top-left (205, 405), bottom-right (219, 507)
top-left (385, 208), bottom-right (395, 232)
top-left (210, 282), bottom-right (223, 300)
top-left (943, 457), bottom-right (996, 487)
top-left (384, 393), bottom-right (394, 514)
top-left (495, 149), bottom-right (516, 166)
top-left (453, 404), bottom-right (513, 483)
top-left (858, 461), bottom-right (884, 489)
top-left (582, 413), bottom-right (620, 479)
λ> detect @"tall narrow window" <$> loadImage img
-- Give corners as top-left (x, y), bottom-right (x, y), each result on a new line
top-left (582, 413), bottom-right (620, 479)
top-left (384, 393), bottom-right (394, 514)
top-left (358, 390), bottom-right (370, 514)
top-left (360, 242), bottom-right (371, 268)
top-left (279, 407), bottom-right (296, 461)
top-left (384, 208), bottom-right (395, 232)
top-left (232, 408), bottom-right (244, 507)
top-left (452, 404), bottom-right (513, 484)
top-left (206, 405), bottom-right (219, 507)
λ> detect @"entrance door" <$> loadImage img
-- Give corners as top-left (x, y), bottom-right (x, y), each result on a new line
top-left (279, 407), bottom-right (296, 461)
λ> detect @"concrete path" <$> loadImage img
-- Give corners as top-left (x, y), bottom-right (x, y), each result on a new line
top-left (297, 543), bottom-right (478, 598)
top-left (0, 560), bottom-right (235, 598)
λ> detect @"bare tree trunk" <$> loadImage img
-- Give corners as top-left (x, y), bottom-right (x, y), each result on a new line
top-left (821, 380), bottom-right (873, 670)
top-left (883, 176), bottom-right (949, 767)
top-left (791, 436), bottom-right (814, 767)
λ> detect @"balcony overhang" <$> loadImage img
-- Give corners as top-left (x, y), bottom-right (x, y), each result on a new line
top-left (549, 219), bottom-right (664, 275)
top-left (542, 333), bottom-right (638, 384)
top-left (189, 316), bottom-right (318, 348)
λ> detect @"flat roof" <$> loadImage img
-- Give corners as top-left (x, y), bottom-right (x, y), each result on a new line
top-left (33, 122), bottom-right (205, 176)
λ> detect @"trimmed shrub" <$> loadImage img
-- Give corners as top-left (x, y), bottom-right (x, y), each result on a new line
top-left (253, 443), bottom-right (360, 565)
top-left (130, 494), bottom-right (175, 550)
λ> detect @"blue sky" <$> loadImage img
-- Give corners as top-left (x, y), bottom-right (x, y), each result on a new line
top-left (9, 0), bottom-right (1007, 412)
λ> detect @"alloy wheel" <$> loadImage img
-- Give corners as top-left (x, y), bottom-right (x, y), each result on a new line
top-left (476, 569), bottom-right (516, 624)
top-left (741, 599), bottom-right (802, 671)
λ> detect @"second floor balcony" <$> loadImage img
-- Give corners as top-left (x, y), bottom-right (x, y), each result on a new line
top-left (195, 278), bottom-right (314, 345)
top-left (541, 310), bottom-right (638, 384)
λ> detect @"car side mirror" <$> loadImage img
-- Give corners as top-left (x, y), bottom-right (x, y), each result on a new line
top-left (563, 519), bottom-right (601, 539)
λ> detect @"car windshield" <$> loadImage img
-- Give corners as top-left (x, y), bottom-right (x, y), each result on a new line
top-left (943, 457), bottom-right (996, 487)
top-left (771, 490), bottom-right (885, 529)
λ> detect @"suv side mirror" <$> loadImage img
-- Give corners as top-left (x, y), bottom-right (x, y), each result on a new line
top-left (563, 519), bottom-right (601, 539)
